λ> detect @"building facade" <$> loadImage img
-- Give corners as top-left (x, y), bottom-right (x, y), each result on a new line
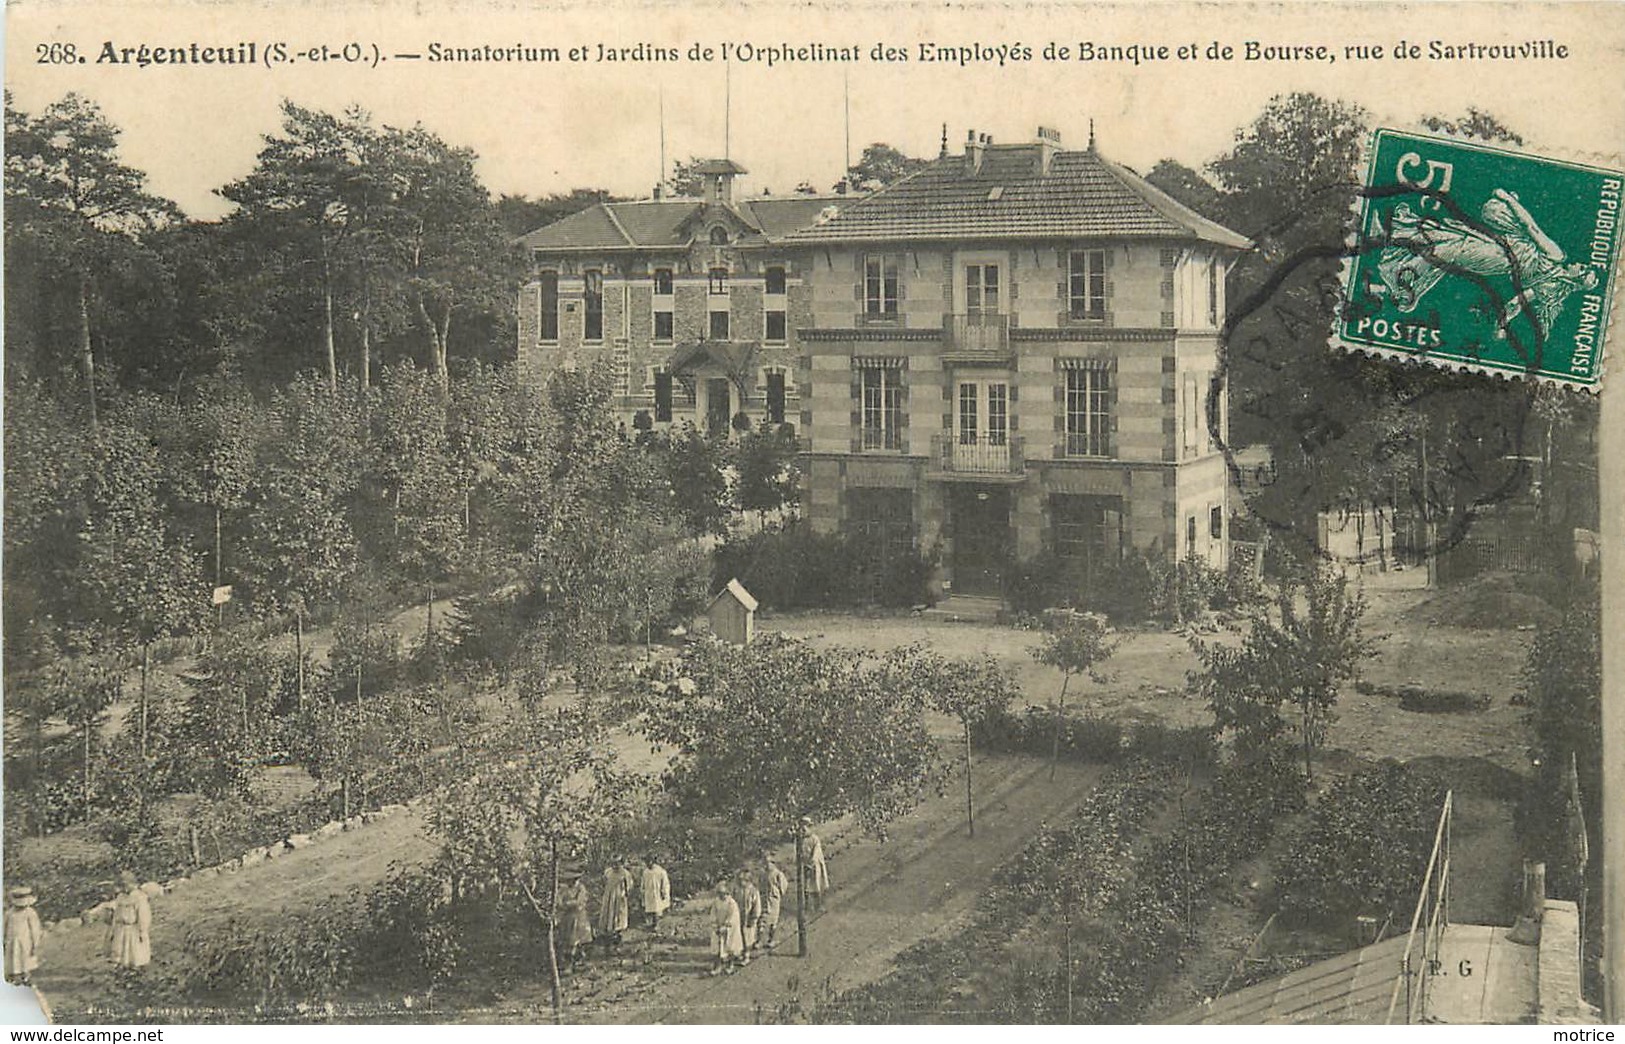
top-left (518, 161), bottom-right (842, 435)
top-left (519, 128), bottom-right (1250, 596)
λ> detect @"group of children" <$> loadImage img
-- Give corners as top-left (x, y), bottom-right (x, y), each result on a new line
top-left (550, 823), bottom-right (831, 979)
top-left (4, 870), bottom-right (153, 986)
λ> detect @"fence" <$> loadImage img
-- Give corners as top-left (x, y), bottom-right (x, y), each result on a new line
top-left (1386, 789), bottom-right (1453, 1024)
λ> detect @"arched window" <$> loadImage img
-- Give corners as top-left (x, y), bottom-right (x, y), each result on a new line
top-left (709, 226), bottom-right (730, 245)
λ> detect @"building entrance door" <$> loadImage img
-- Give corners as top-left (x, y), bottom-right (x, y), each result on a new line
top-left (705, 378), bottom-right (731, 436)
top-left (949, 486), bottom-right (1011, 596)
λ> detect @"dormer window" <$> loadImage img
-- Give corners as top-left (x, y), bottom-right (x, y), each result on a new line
top-left (709, 226), bottom-right (730, 245)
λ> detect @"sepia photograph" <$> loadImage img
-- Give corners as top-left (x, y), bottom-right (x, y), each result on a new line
top-left (2, 0), bottom-right (1622, 1028)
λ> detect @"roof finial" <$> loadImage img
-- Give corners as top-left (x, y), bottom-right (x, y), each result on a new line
top-left (940, 122), bottom-right (948, 158)
top-left (1088, 119), bottom-right (1096, 153)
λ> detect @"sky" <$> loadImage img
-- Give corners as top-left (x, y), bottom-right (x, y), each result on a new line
top-left (5, 1), bottom-right (1625, 221)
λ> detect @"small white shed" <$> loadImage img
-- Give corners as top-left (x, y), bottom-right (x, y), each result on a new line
top-left (707, 578), bottom-right (759, 646)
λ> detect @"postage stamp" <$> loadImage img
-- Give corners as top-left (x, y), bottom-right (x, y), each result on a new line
top-left (1339, 129), bottom-right (1621, 389)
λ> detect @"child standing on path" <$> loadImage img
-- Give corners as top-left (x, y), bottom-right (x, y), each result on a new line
top-left (4, 887), bottom-right (43, 984)
top-left (640, 854), bottom-right (670, 933)
top-left (107, 871), bottom-right (151, 970)
top-left (733, 869), bottom-right (762, 964)
top-left (707, 881), bottom-right (742, 977)
top-left (759, 853), bottom-right (788, 951)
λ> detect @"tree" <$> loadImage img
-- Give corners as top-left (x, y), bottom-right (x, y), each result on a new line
top-left (240, 374), bottom-right (361, 699)
top-left (427, 703), bottom-right (637, 1020)
top-left (387, 125), bottom-right (519, 390)
top-left (1194, 565), bottom-right (1371, 781)
top-left (840, 143), bottom-right (928, 192)
top-left (905, 650), bottom-right (1019, 836)
top-left (220, 102), bottom-right (401, 391)
top-left (4, 92), bottom-right (178, 426)
top-left (1520, 587), bottom-right (1601, 895)
top-left (1144, 159), bottom-right (1225, 221)
top-left (733, 420), bottom-right (801, 527)
top-left (643, 636), bottom-right (946, 955)
top-left (1032, 612), bottom-right (1118, 781)
top-left (651, 423), bottom-right (733, 538)
top-left (77, 402), bottom-right (207, 757)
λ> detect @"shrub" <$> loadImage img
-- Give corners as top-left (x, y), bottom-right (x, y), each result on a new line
top-left (1273, 760), bottom-right (1448, 928)
top-left (712, 522), bottom-right (934, 610)
top-left (972, 706), bottom-right (1215, 769)
top-left (1005, 549), bottom-right (1235, 625)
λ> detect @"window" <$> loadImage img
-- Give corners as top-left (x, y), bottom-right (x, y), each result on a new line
top-left (537, 272), bottom-right (559, 341)
top-left (708, 267), bottom-right (728, 294)
top-left (1183, 374), bottom-right (1210, 456)
top-left (1210, 505), bottom-right (1224, 540)
top-left (653, 268), bottom-right (674, 342)
top-left (847, 488), bottom-right (914, 566)
top-left (1207, 260), bottom-right (1220, 327)
top-left (653, 372), bottom-right (673, 422)
top-left (958, 382), bottom-right (978, 443)
top-left (709, 308), bottom-right (731, 340)
top-left (583, 269), bottom-right (603, 341)
top-left (709, 226), bottom-right (730, 245)
top-left (766, 371), bottom-right (787, 425)
top-left (863, 255), bottom-right (899, 317)
top-left (1069, 249), bottom-right (1106, 320)
top-left (765, 266), bottom-right (787, 296)
top-left (1187, 515), bottom-right (1198, 559)
top-left (1052, 494), bottom-right (1121, 567)
top-left (1065, 366), bottom-right (1112, 457)
top-left (765, 309), bottom-right (787, 342)
top-left (860, 366), bottom-right (902, 450)
top-left (965, 263), bottom-right (1000, 316)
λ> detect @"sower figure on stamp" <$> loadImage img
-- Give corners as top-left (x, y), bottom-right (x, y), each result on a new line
top-left (640, 853), bottom-right (670, 933)
top-left (597, 856), bottom-right (632, 952)
top-left (801, 818), bottom-right (830, 914)
top-left (708, 881), bottom-right (742, 977)
top-left (758, 853), bottom-right (788, 952)
top-left (555, 872), bottom-right (594, 970)
top-left (4, 887), bottom-right (43, 985)
top-left (733, 867), bottom-right (762, 964)
top-left (107, 871), bottom-right (151, 970)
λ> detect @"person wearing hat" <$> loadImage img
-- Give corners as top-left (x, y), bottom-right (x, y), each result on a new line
top-left (640, 853), bottom-right (670, 933)
top-left (554, 871), bottom-right (594, 970)
top-left (732, 868), bottom-right (762, 964)
top-left (596, 856), bottom-right (632, 952)
top-left (707, 881), bottom-right (742, 976)
top-left (758, 853), bottom-right (789, 951)
top-left (4, 887), bottom-right (43, 984)
top-left (108, 871), bottom-right (151, 969)
top-left (800, 818), bottom-right (830, 914)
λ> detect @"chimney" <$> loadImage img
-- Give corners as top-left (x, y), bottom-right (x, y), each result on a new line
top-left (1036, 126), bottom-right (1062, 175)
top-left (965, 129), bottom-right (985, 175)
top-left (653, 183), bottom-right (664, 200)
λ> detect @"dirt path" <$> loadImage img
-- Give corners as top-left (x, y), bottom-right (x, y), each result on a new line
top-left (30, 809), bottom-right (433, 1021)
top-left (454, 754), bottom-right (1107, 1025)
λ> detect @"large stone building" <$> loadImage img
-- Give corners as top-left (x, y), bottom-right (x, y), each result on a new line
top-left (520, 127), bottom-right (1250, 595)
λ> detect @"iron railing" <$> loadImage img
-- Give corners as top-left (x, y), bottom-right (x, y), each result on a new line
top-left (1387, 789), bottom-right (1453, 1024)
top-left (946, 313), bottom-right (1011, 353)
top-left (931, 432), bottom-right (1025, 476)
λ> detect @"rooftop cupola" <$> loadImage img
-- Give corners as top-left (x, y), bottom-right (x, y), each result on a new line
top-left (693, 158), bottom-right (747, 203)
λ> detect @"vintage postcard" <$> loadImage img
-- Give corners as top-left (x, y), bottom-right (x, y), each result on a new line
top-left (3, 0), bottom-right (1621, 1029)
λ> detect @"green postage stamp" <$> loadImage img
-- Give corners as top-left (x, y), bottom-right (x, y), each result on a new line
top-left (1340, 129), bottom-right (1621, 389)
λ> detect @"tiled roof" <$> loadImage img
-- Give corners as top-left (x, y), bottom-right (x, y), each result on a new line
top-left (523, 195), bottom-right (849, 252)
top-left (783, 145), bottom-right (1250, 249)
top-left (736, 196), bottom-right (846, 239)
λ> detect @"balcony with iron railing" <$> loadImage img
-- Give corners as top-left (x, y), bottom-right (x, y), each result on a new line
top-left (928, 432), bottom-right (1026, 482)
top-left (945, 313), bottom-right (1012, 361)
